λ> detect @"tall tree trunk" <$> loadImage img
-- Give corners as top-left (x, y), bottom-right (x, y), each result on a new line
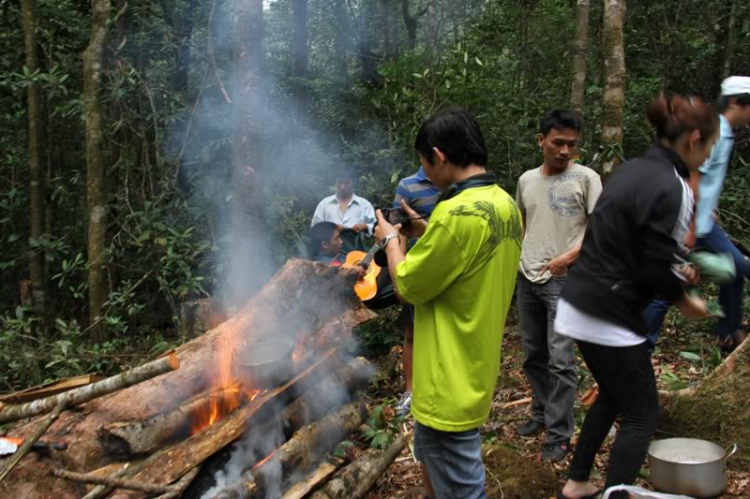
top-left (292, 0), bottom-right (309, 122)
top-left (83, 0), bottom-right (112, 342)
top-left (228, 0), bottom-right (270, 306)
top-left (401, 0), bottom-right (426, 52)
top-left (600, 0), bottom-right (626, 175)
top-left (333, 0), bottom-right (348, 76)
top-left (424, 0), bottom-right (436, 65)
top-left (721, 0), bottom-right (737, 79)
top-left (174, 0), bottom-right (196, 91)
top-left (20, 0), bottom-right (47, 331)
top-left (570, 0), bottom-right (589, 114)
top-left (358, 0), bottom-right (379, 84)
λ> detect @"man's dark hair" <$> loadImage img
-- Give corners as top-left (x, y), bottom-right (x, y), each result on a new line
top-left (718, 93), bottom-right (750, 113)
top-left (539, 109), bottom-right (583, 136)
top-left (414, 107), bottom-right (488, 167)
top-left (309, 222), bottom-right (338, 255)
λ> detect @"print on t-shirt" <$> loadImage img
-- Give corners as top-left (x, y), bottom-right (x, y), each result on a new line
top-left (548, 172), bottom-right (586, 217)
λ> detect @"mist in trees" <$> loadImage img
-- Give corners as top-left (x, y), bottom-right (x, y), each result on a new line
top-left (0, 0), bottom-right (748, 386)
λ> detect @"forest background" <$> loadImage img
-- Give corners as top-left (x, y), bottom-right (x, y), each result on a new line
top-left (0, 0), bottom-right (748, 392)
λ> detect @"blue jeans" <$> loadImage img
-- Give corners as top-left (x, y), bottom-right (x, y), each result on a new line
top-left (414, 422), bottom-right (486, 499)
top-left (698, 224), bottom-right (750, 337)
top-left (644, 224), bottom-right (750, 346)
top-left (644, 299), bottom-right (671, 352)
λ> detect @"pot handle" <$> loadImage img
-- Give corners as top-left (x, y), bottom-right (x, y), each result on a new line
top-left (724, 443), bottom-right (738, 469)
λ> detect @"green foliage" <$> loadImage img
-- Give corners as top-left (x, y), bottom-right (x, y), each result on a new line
top-left (360, 403), bottom-right (401, 449)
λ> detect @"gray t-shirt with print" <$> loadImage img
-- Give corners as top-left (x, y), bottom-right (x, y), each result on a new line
top-left (516, 163), bottom-right (602, 283)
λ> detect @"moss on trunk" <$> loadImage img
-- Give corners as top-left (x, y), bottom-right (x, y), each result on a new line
top-left (659, 344), bottom-right (750, 471)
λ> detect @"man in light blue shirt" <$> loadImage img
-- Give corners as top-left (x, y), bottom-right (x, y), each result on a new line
top-left (311, 174), bottom-right (376, 235)
top-left (692, 77), bottom-right (750, 351)
top-left (644, 76), bottom-right (750, 352)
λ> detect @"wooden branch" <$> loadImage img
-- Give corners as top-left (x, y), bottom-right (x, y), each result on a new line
top-left (0, 374), bottom-right (103, 404)
top-left (0, 354), bottom-right (180, 424)
top-left (0, 400), bottom-right (67, 484)
top-left (81, 448), bottom-right (170, 499)
top-left (153, 467), bottom-right (200, 499)
top-left (52, 468), bottom-right (174, 494)
top-left (109, 349), bottom-right (342, 499)
top-left (282, 462), bottom-right (337, 499)
top-left (310, 431), bottom-right (412, 499)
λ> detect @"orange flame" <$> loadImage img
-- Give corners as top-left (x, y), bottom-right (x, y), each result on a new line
top-left (189, 323), bottom-right (267, 435)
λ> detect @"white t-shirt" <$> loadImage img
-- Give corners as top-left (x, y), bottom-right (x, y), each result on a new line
top-left (516, 163), bottom-right (602, 284)
top-left (555, 298), bottom-right (645, 347)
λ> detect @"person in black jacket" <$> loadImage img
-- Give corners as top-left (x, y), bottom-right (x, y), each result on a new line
top-left (555, 95), bottom-right (719, 499)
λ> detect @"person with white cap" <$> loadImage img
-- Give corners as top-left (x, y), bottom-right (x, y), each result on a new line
top-left (690, 76), bottom-right (750, 351)
top-left (643, 77), bottom-right (750, 352)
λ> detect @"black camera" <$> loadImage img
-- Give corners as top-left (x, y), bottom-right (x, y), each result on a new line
top-left (379, 208), bottom-right (411, 229)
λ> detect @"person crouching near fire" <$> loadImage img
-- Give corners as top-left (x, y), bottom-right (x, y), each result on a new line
top-left (374, 107), bottom-right (522, 499)
top-left (309, 222), bottom-right (344, 266)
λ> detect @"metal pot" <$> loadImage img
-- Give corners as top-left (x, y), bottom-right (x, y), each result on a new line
top-left (648, 438), bottom-right (737, 498)
top-left (233, 339), bottom-right (295, 390)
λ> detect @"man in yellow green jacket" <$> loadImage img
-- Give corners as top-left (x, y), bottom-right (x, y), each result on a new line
top-left (375, 107), bottom-right (522, 498)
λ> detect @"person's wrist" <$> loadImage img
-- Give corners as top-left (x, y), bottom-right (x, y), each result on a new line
top-left (382, 232), bottom-right (399, 248)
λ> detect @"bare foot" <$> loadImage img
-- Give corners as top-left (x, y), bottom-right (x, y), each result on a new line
top-left (561, 479), bottom-right (599, 498)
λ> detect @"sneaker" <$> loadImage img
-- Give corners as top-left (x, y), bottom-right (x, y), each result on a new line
top-left (517, 420), bottom-right (545, 437)
top-left (396, 391), bottom-right (412, 417)
top-left (541, 440), bottom-right (571, 462)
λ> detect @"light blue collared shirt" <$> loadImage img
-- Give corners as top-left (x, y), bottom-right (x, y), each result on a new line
top-left (311, 193), bottom-right (377, 234)
top-left (696, 115), bottom-right (734, 236)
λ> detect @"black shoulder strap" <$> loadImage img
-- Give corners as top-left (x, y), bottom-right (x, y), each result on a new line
top-left (436, 172), bottom-right (497, 204)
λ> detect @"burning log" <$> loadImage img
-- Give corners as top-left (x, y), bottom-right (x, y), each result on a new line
top-left (183, 357), bottom-right (373, 497)
top-left (0, 354), bottom-right (180, 425)
top-left (215, 400), bottom-right (369, 499)
top-left (309, 432), bottom-right (412, 499)
top-left (109, 348), bottom-right (345, 499)
top-left (97, 386), bottom-right (245, 460)
top-left (0, 260), bottom-right (374, 497)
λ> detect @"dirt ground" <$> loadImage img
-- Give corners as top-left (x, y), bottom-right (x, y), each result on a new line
top-left (363, 317), bottom-right (750, 499)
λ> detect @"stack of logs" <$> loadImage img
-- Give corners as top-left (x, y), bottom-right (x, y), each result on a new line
top-left (0, 260), bottom-right (409, 498)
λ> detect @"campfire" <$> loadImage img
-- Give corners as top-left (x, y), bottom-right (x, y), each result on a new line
top-left (0, 260), bottom-right (388, 498)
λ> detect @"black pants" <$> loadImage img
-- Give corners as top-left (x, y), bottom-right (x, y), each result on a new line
top-left (569, 340), bottom-right (658, 496)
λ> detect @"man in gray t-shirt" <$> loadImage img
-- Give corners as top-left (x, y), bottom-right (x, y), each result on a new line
top-left (515, 110), bottom-right (602, 462)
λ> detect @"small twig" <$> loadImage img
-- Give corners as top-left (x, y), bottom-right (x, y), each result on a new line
top-left (52, 468), bottom-right (175, 494)
top-left (153, 467), bottom-right (200, 499)
top-left (499, 397), bottom-right (532, 410)
top-left (208, 0), bottom-right (231, 104)
top-left (0, 399), bottom-right (68, 484)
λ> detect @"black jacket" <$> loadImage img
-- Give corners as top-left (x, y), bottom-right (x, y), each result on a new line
top-left (561, 145), bottom-right (693, 335)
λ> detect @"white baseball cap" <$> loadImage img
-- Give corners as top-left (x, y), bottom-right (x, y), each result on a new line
top-left (721, 76), bottom-right (750, 96)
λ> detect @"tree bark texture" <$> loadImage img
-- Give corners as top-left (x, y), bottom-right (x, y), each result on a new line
top-left (424, 0), bottom-right (437, 65)
top-left (570, 0), bottom-right (590, 114)
top-left (20, 0), bottom-right (47, 329)
top-left (291, 0), bottom-right (309, 122)
top-left (83, 0), bottom-right (112, 342)
top-left (310, 432), bottom-right (411, 499)
top-left (0, 260), bottom-right (374, 497)
top-left (722, 0), bottom-right (737, 79)
top-left (600, 0), bottom-right (626, 175)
